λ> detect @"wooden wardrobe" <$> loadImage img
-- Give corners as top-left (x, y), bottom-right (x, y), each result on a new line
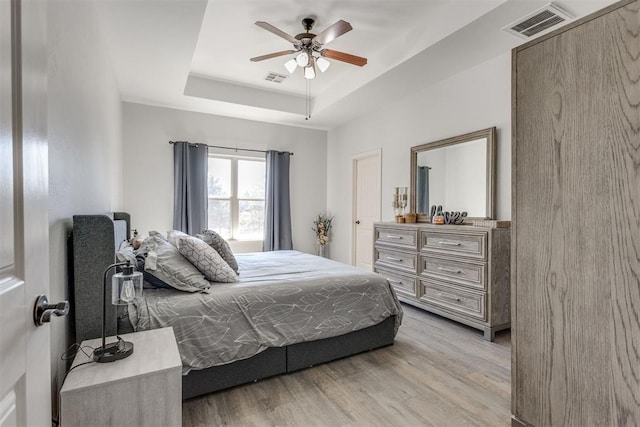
top-left (512, 1), bottom-right (640, 425)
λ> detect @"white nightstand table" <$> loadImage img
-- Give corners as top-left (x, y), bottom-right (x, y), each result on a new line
top-left (60, 327), bottom-right (182, 427)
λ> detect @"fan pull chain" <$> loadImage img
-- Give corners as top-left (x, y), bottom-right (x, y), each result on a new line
top-left (305, 79), bottom-right (311, 120)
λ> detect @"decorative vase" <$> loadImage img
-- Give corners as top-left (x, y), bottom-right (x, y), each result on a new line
top-left (317, 244), bottom-right (326, 258)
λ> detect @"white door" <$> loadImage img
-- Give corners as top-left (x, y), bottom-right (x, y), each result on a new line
top-left (352, 150), bottom-right (381, 270)
top-left (0, 0), bottom-right (51, 426)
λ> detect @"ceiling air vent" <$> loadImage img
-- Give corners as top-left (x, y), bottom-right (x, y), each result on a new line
top-left (264, 72), bottom-right (288, 83)
top-left (503, 3), bottom-right (573, 39)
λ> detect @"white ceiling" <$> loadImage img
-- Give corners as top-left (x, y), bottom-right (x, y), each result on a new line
top-left (95, 0), bottom-right (618, 130)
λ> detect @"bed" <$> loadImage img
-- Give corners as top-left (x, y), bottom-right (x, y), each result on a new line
top-left (71, 213), bottom-right (402, 399)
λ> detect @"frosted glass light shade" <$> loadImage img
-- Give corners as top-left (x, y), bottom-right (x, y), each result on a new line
top-left (112, 267), bottom-right (143, 305)
top-left (284, 58), bottom-right (297, 73)
top-left (304, 65), bottom-right (316, 79)
top-left (296, 51), bottom-right (309, 67)
top-left (317, 57), bottom-right (330, 72)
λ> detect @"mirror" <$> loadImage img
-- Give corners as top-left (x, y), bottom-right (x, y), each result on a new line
top-left (410, 127), bottom-right (496, 220)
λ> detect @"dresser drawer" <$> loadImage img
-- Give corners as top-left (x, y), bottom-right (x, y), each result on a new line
top-left (375, 268), bottom-right (416, 298)
top-left (419, 279), bottom-right (486, 321)
top-left (374, 247), bottom-right (417, 274)
top-left (421, 256), bottom-right (486, 291)
top-left (421, 230), bottom-right (487, 260)
top-left (375, 226), bottom-right (418, 250)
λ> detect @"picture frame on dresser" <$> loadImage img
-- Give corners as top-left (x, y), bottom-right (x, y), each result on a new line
top-left (373, 222), bottom-right (510, 341)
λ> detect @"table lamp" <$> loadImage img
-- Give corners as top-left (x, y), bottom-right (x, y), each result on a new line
top-left (93, 261), bottom-right (143, 363)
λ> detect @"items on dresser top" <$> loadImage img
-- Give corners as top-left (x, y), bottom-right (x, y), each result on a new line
top-left (373, 222), bottom-right (510, 341)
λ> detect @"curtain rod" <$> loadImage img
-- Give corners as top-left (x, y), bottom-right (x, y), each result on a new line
top-left (168, 141), bottom-right (293, 156)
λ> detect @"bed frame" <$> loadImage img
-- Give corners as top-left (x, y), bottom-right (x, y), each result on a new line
top-left (71, 213), bottom-right (396, 399)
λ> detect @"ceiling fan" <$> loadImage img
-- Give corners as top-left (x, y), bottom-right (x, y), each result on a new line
top-left (250, 17), bottom-right (367, 79)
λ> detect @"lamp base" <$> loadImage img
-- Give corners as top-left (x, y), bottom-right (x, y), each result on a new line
top-left (93, 340), bottom-right (134, 363)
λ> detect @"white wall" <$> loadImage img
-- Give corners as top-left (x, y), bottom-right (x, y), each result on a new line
top-left (327, 53), bottom-right (511, 264)
top-left (122, 103), bottom-right (327, 254)
top-left (47, 0), bottom-right (122, 417)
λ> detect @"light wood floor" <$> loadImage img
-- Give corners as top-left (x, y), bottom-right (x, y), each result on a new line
top-left (182, 304), bottom-right (511, 427)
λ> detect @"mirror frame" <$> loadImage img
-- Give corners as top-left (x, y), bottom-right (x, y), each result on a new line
top-left (410, 127), bottom-right (496, 221)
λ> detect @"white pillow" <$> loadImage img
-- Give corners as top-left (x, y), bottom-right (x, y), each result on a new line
top-left (176, 235), bottom-right (239, 283)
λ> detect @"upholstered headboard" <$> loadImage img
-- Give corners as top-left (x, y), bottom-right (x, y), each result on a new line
top-left (71, 212), bottom-right (130, 344)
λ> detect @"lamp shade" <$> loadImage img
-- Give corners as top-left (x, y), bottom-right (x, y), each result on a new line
top-left (296, 51), bottom-right (309, 67)
top-left (111, 264), bottom-right (143, 305)
top-left (284, 58), bottom-right (297, 74)
top-left (304, 57), bottom-right (316, 80)
top-left (316, 57), bottom-right (330, 73)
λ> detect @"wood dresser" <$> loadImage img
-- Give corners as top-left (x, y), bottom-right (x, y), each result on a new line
top-left (373, 222), bottom-right (510, 341)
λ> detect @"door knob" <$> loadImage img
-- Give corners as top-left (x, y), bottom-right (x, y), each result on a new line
top-left (355, 220), bottom-right (361, 224)
top-left (33, 294), bottom-right (69, 326)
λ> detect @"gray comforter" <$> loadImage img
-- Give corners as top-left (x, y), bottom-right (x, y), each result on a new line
top-left (130, 250), bottom-right (403, 373)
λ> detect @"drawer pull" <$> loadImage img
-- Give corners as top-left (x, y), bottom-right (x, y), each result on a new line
top-left (438, 267), bottom-right (462, 274)
top-left (386, 235), bottom-right (403, 240)
top-left (386, 256), bottom-right (403, 262)
top-left (437, 292), bottom-right (461, 302)
top-left (387, 278), bottom-right (403, 285)
top-left (438, 241), bottom-right (461, 246)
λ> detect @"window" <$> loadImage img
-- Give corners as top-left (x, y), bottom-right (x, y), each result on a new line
top-left (207, 155), bottom-right (265, 240)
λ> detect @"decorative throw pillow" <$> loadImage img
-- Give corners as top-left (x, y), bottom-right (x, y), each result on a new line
top-left (140, 233), bottom-right (210, 292)
top-left (166, 229), bottom-right (189, 247)
top-left (176, 235), bottom-right (239, 283)
top-left (197, 229), bottom-right (239, 274)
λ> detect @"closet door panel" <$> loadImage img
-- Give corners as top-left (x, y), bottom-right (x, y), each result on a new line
top-left (513, 2), bottom-right (640, 425)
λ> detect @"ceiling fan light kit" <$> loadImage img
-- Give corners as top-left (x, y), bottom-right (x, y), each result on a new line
top-left (251, 17), bottom-right (367, 119)
top-left (251, 17), bottom-right (367, 80)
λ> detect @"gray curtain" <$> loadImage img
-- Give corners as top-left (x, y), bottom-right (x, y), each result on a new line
top-left (417, 166), bottom-right (430, 214)
top-left (263, 150), bottom-right (293, 251)
top-left (173, 141), bottom-right (208, 235)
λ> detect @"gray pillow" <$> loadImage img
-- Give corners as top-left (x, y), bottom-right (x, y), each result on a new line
top-left (140, 233), bottom-right (210, 292)
top-left (176, 235), bottom-right (238, 283)
top-left (166, 229), bottom-right (189, 246)
top-left (197, 229), bottom-right (239, 274)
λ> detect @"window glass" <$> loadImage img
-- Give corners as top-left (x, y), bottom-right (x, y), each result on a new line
top-left (238, 200), bottom-right (264, 240)
top-left (237, 160), bottom-right (265, 199)
top-left (207, 200), bottom-right (231, 239)
top-left (208, 157), bottom-right (231, 197)
top-left (207, 155), bottom-right (265, 241)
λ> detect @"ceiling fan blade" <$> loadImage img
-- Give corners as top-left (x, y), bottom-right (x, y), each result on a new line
top-left (313, 20), bottom-right (353, 45)
top-left (250, 50), bottom-right (296, 62)
top-left (322, 49), bottom-right (367, 67)
top-left (255, 21), bottom-right (299, 45)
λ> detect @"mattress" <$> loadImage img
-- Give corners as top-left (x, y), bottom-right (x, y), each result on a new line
top-left (130, 250), bottom-right (403, 373)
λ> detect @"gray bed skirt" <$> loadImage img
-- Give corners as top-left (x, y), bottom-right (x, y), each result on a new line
top-left (183, 315), bottom-right (395, 399)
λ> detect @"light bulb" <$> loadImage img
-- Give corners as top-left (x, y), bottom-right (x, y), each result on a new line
top-left (296, 51), bottom-right (309, 67)
top-left (284, 58), bottom-right (297, 74)
top-left (120, 278), bottom-right (135, 303)
top-left (317, 57), bottom-right (330, 72)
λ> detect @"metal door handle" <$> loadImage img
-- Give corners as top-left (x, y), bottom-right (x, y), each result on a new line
top-left (386, 256), bottom-right (403, 262)
top-left (438, 241), bottom-right (461, 246)
top-left (33, 295), bottom-right (69, 326)
top-left (386, 235), bottom-right (403, 240)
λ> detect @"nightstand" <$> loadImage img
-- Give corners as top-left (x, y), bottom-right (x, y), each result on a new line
top-left (60, 327), bottom-right (182, 427)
